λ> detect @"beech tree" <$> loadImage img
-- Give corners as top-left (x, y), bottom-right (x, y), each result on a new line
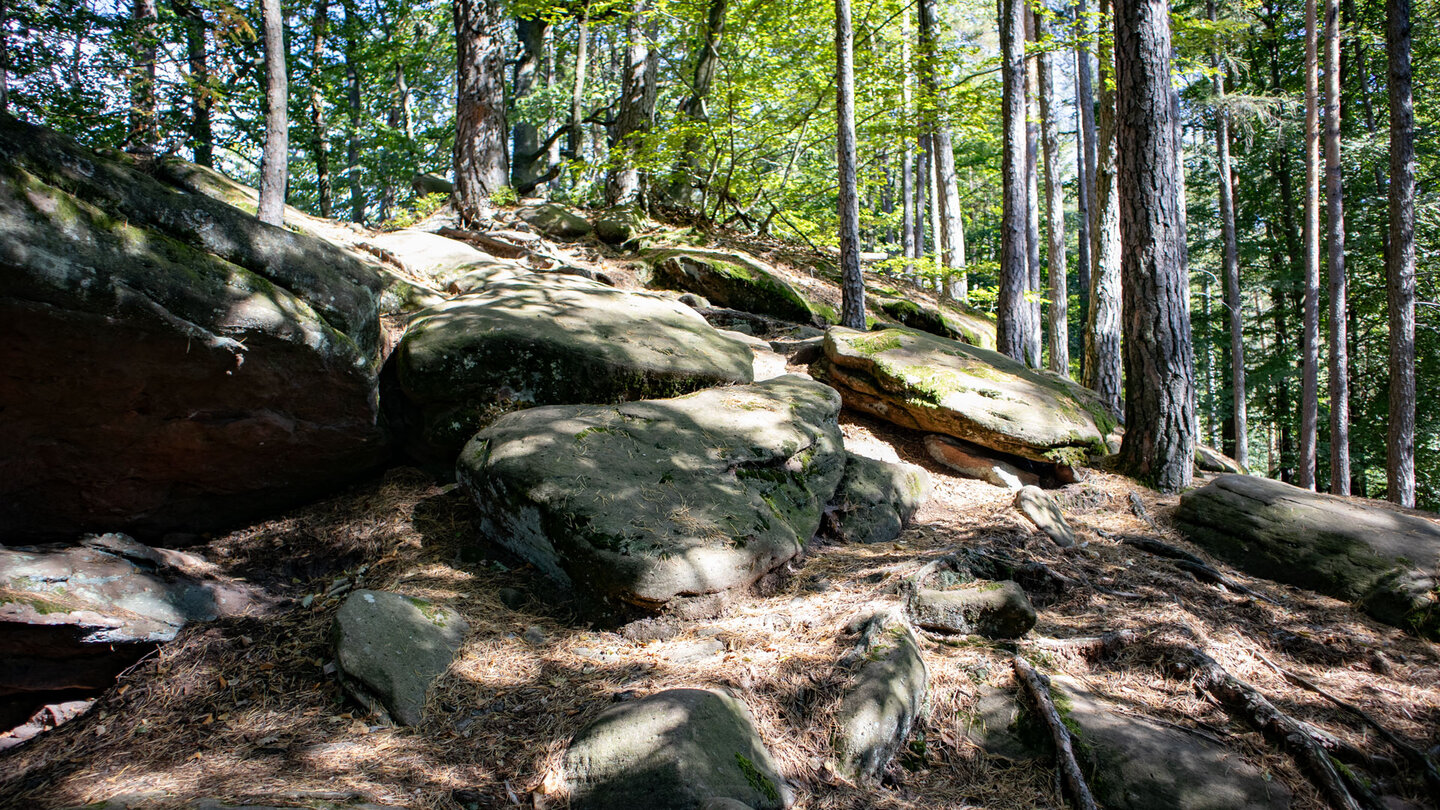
top-left (918, 0), bottom-right (966, 301)
top-left (454, 0), bottom-right (509, 224)
top-left (1114, 0), bottom-right (1196, 492)
top-left (257, 0), bottom-right (287, 226)
top-left (1023, 7), bottom-right (1042, 368)
top-left (1210, 0), bottom-right (1245, 469)
top-left (305, 0), bottom-right (332, 218)
top-left (1074, 0), bottom-right (1096, 334)
top-left (670, 0), bottom-right (727, 205)
top-left (605, 0), bottom-right (655, 206)
top-left (1388, 0), bottom-right (1415, 506)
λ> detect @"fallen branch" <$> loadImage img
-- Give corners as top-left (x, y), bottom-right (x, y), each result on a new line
top-left (1127, 491), bottom-right (1157, 529)
top-left (1171, 642), bottom-right (1363, 810)
top-left (1115, 533), bottom-right (1206, 566)
top-left (1013, 655), bottom-right (1099, 810)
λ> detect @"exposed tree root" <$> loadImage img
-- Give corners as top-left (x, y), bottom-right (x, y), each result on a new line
top-left (1012, 655), bottom-right (1100, 810)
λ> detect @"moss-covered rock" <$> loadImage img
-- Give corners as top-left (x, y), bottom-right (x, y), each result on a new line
top-left (1176, 474), bottom-right (1440, 637)
top-left (871, 295), bottom-right (997, 350)
top-left (910, 582), bottom-right (1036, 638)
top-left (824, 452), bottom-right (930, 544)
top-left (517, 203), bottom-right (593, 240)
top-left (647, 248), bottom-right (831, 326)
top-left (0, 117), bottom-right (389, 538)
top-left (456, 376), bottom-right (845, 610)
top-left (832, 610), bottom-right (928, 781)
top-left (593, 204), bottom-right (647, 245)
top-left (389, 274), bottom-right (754, 462)
top-left (333, 590), bottom-right (468, 726)
top-left (818, 327), bottom-right (1109, 464)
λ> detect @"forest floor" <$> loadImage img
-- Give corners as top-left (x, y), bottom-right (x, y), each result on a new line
top-left (1, 405), bottom-right (1437, 810)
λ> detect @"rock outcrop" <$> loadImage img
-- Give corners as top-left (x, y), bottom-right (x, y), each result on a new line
top-left (0, 117), bottom-right (389, 538)
top-left (563, 688), bottom-right (792, 809)
top-left (332, 590), bottom-right (469, 726)
top-left (518, 203), bottom-right (593, 240)
top-left (647, 248), bottom-right (833, 327)
top-left (1176, 474), bottom-right (1440, 636)
top-left (457, 376), bottom-right (845, 610)
top-left (388, 275), bottom-right (754, 462)
top-left (871, 294), bottom-right (996, 350)
top-left (817, 327), bottom-right (1110, 465)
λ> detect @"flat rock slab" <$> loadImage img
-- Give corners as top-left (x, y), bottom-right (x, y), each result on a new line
top-left (563, 687), bottom-right (792, 809)
top-left (647, 248), bottom-right (833, 327)
top-left (832, 610), bottom-right (928, 781)
top-left (819, 327), bottom-right (1110, 465)
top-left (518, 203), bottom-right (593, 239)
top-left (871, 295), bottom-right (996, 350)
top-left (389, 275), bottom-right (754, 462)
top-left (1195, 444), bottom-right (1246, 475)
top-left (925, 434), bottom-right (1038, 490)
top-left (910, 582), bottom-right (1036, 638)
top-left (1014, 486), bottom-right (1077, 548)
top-left (333, 590), bottom-right (468, 726)
top-left (362, 229), bottom-right (501, 287)
top-left (1176, 474), bottom-right (1440, 637)
top-left (457, 376), bottom-right (846, 609)
top-left (825, 453), bottom-right (930, 545)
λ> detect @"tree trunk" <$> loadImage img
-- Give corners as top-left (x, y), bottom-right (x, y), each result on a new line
top-left (1210, 0), bottom-right (1245, 469)
top-left (918, 0), bottom-right (967, 301)
top-left (1114, 0), bottom-right (1195, 493)
top-left (671, 0), bottom-right (727, 204)
top-left (343, 0), bottom-right (364, 223)
top-left (1074, 0), bottom-right (1096, 338)
top-left (1324, 0), bottom-right (1350, 494)
top-left (914, 133), bottom-right (929, 259)
top-left (128, 0), bottom-right (159, 159)
top-left (176, 0), bottom-right (213, 167)
top-left (454, 0), bottom-right (509, 225)
top-left (1038, 8), bottom-right (1068, 376)
top-left (605, 0), bottom-right (652, 206)
top-left (836, 0), bottom-right (864, 329)
top-left (306, 0), bottom-right (332, 217)
top-left (569, 7), bottom-right (590, 161)
top-left (258, 0), bottom-right (288, 226)
top-left (926, 138), bottom-right (942, 271)
top-left (1083, 0), bottom-right (1122, 419)
top-left (1387, 0), bottom-right (1415, 507)
top-left (997, 0), bottom-right (1031, 363)
top-left (1024, 6), bottom-right (1043, 369)
top-left (0, 0), bottom-right (8, 114)
top-left (1298, 0), bottom-right (1321, 490)
top-left (901, 13), bottom-right (916, 270)
top-left (512, 16), bottom-right (549, 189)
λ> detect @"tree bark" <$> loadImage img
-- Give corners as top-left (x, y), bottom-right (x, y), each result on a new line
top-left (836, 0), bottom-right (864, 329)
top-left (1387, 0), bottom-right (1415, 507)
top-left (914, 133), bottom-right (929, 260)
top-left (901, 13), bottom-right (916, 270)
top-left (0, 0), bottom-right (8, 114)
top-left (1323, 0), bottom-right (1350, 494)
top-left (605, 0), bottom-right (653, 205)
top-left (128, 0), bottom-right (159, 160)
top-left (569, 6), bottom-right (591, 162)
top-left (1083, 0), bottom-right (1122, 419)
top-left (1210, 1), bottom-right (1245, 470)
top-left (258, 0), bottom-right (289, 226)
top-left (918, 0), bottom-right (967, 301)
top-left (1114, 0), bottom-right (1195, 493)
top-left (511, 16), bottom-right (549, 188)
top-left (997, 0), bottom-right (1032, 363)
top-left (1038, 7), bottom-right (1068, 376)
top-left (343, 0), bottom-right (364, 223)
top-left (306, 0), bottom-right (332, 218)
top-left (1298, 0), bottom-right (1321, 490)
top-left (454, 0), bottom-right (509, 225)
top-left (1074, 0), bottom-right (1096, 338)
top-left (176, 0), bottom-right (213, 167)
top-left (1024, 7), bottom-right (1043, 369)
top-left (671, 0), bottom-right (727, 204)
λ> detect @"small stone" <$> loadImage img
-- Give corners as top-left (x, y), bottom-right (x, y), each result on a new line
top-left (1013, 486), bottom-right (1077, 548)
top-left (911, 582), bottom-right (1037, 639)
top-left (498, 587), bottom-right (526, 610)
top-left (333, 590), bottom-right (469, 726)
top-left (832, 610), bottom-right (928, 781)
top-left (523, 625), bottom-right (548, 645)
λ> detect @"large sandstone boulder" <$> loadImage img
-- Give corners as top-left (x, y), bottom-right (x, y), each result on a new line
top-left (388, 275), bottom-right (754, 462)
top-left (824, 453), bottom-right (929, 545)
top-left (0, 535), bottom-right (268, 732)
top-left (647, 248), bottom-right (834, 327)
top-left (1176, 474), bottom-right (1440, 637)
top-left (0, 118), bottom-right (389, 539)
top-left (564, 688), bottom-right (792, 809)
top-left (818, 327), bottom-right (1110, 465)
top-left (332, 590), bottom-right (469, 726)
top-left (518, 203), bottom-right (593, 240)
top-left (871, 294), bottom-right (996, 350)
top-left (456, 376), bottom-right (846, 609)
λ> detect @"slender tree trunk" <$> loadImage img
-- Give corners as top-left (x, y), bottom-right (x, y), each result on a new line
top-left (1024, 6), bottom-right (1043, 368)
top-left (1210, 1), bottom-right (1245, 469)
top-left (605, 0), bottom-right (651, 205)
top-left (671, 0), bottom-right (727, 204)
top-left (901, 13), bottom-right (916, 270)
top-left (511, 16), bottom-right (549, 188)
top-left (1387, 0), bottom-right (1415, 506)
top-left (1298, 0), bottom-right (1321, 490)
top-left (1074, 0), bottom-right (1096, 336)
top-left (1115, 0), bottom-right (1195, 492)
top-left (306, 0), bottom-right (332, 217)
top-left (1084, 0), bottom-right (1122, 418)
top-left (176, 0), bottom-right (213, 166)
top-left (836, 0), bottom-right (864, 328)
top-left (1323, 0), bottom-right (1350, 493)
top-left (258, 0), bottom-right (289, 226)
top-left (343, 0), bottom-right (363, 223)
top-left (914, 133), bottom-right (929, 260)
top-left (927, 138), bottom-right (942, 272)
top-left (0, 0), bottom-right (9, 114)
top-left (128, 0), bottom-right (159, 159)
top-left (569, 6), bottom-right (591, 161)
top-left (918, 0), bottom-right (967, 301)
top-left (454, 0), bottom-right (510, 224)
top-left (998, 0), bottom-right (1032, 363)
top-left (1038, 8), bottom-right (1068, 376)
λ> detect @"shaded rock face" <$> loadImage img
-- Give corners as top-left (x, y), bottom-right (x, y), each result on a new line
top-left (388, 275), bottom-right (754, 463)
top-left (563, 688), bottom-right (792, 810)
top-left (924, 435), bottom-right (1038, 490)
top-left (910, 582), bottom-right (1036, 639)
top-left (647, 248), bottom-right (833, 327)
top-left (825, 453), bottom-right (930, 545)
top-left (0, 535), bottom-right (269, 732)
top-left (818, 327), bottom-right (1109, 465)
top-left (1176, 474), bottom-right (1440, 637)
top-left (871, 295), bottom-right (997, 350)
top-left (832, 611), bottom-right (928, 781)
top-left (0, 118), bottom-right (389, 539)
top-left (332, 590), bottom-right (468, 726)
top-left (518, 203), bottom-right (593, 240)
top-left (456, 376), bottom-right (846, 610)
